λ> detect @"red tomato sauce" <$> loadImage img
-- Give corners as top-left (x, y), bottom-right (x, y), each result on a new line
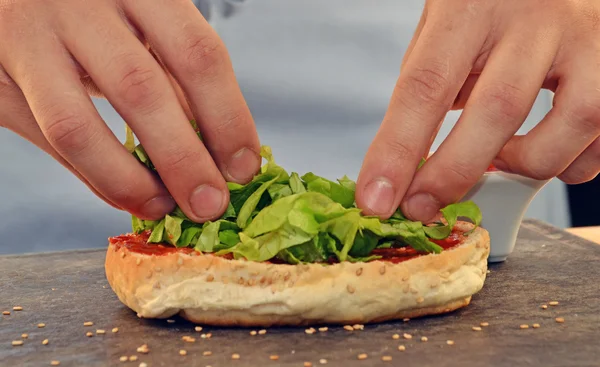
top-left (370, 230), bottom-right (464, 263)
top-left (110, 229), bottom-right (466, 263)
top-left (109, 231), bottom-right (199, 256)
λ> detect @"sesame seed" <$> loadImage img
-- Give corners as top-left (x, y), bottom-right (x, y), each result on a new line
top-left (136, 258), bottom-right (141, 266)
top-left (403, 318), bottom-right (410, 322)
top-left (21, 333), bottom-right (28, 339)
top-left (42, 339), bottom-right (49, 345)
top-left (352, 324), bottom-right (364, 330)
top-left (203, 351), bottom-right (212, 356)
top-left (533, 323), bottom-right (541, 328)
top-left (179, 350), bottom-right (187, 356)
top-left (520, 324), bottom-right (529, 329)
top-left (392, 334), bottom-right (400, 340)
top-left (250, 330), bottom-right (257, 336)
top-left (195, 326), bottom-right (203, 332)
top-left (555, 317), bottom-right (565, 323)
top-left (38, 323), bottom-right (46, 328)
top-left (541, 305), bottom-right (548, 309)
top-left (472, 326), bottom-right (482, 331)
top-left (356, 268), bottom-right (363, 276)
top-left (403, 333), bottom-right (412, 340)
top-left (421, 336), bottom-right (428, 342)
top-left (347, 285), bottom-right (355, 294)
top-left (206, 275), bottom-right (214, 282)
top-left (129, 356), bottom-right (138, 362)
top-left (446, 340), bottom-right (455, 345)
top-left (319, 327), bottom-right (328, 332)
top-left (13, 306), bottom-right (23, 311)
top-left (343, 325), bottom-right (354, 331)
top-left (86, 332), bottom-right (93, 337)
top-left (50, 361), bottom-right (60, 366)
top-left (398, 345), bottom-right (406, 351)
top-left (12, 340), bottom-right (24, 346)
top-left (119, 356), bottom-right (128, 362)
top-left (139, 363), bottom-right (148, 367)
top-left (2, 311), bottom-right (9, 315)
top-left (167, 319), bottom-right (175, 324)
top-left (357, 353), bottom-right (368, 360)
top-left (269, 355), bottom-right (279, 360)
top-left (258, 329), bottom-right (267, 335)
top-left (96, 329), bottom-right (106, 335)
top-left (304, 362), bottom-right (313, 367)
top-left (231, 353), bottom-right (240, 360)
top-left (136, 344), bottom-right (149, 354)
top-left (549, 301), bottom-right (559, 306)
top-left (319, 359), bottom-right (328, 364)
top-left (480, 322), bottom-right (489, 327)
top-left (112, 327), bottom-right (119, 333)
top-left (416, 297), bottom-right (424, 303)
top-left (305, 328), bottom-right (315, 335)
top-left (84, 321), bottom-right (94, 326)
top-left (379, 266), bottom-right (386, 274)
top-left (382, 356), bottom-right (393, 362)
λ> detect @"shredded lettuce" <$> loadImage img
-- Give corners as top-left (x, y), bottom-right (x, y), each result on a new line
top-left (125, 123), bottom-right (482, 264)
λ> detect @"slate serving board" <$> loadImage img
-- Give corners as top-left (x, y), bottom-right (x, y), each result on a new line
top-left (1, 219), bottom-right (599, 367)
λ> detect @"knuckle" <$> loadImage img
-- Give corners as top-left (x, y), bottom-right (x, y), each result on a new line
top-left (213, 109), bottom-right (249, 136)
top-left (115, 60), bottom-right (163, 112)
top-left (43, 109), bottom-right (95, 156)
top-left (478, 81), bottom-right (529, 121)
top-left (565, 95), bottom-right (600, 134)
top-left (177, 32), bottom-right (225, 76)
top-left (439, 160), bottom-right (480, 187)
top-left (520, 156), bottom-right (560, 181)
top-left (106, 182), bottom-right (138, 206)
top-left (381, 138), bottom-right (420, 166)
top-left (399, 60), bottom-right (452, 105)
top-left (163, 147), bottom-right (198, 173)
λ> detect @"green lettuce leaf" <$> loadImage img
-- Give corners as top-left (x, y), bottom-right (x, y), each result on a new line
top-left (423, 201), bottom-right (482, 239)
top-left (290, 172), bottom-right (306, 194)
top-left (124, 124), bottom-right (136, 153)
top-left (125, 131), bottom-right (483, 264)
top-left (195, 221), bottom-right (220, 252)
top-left (237, 175), bottom-right (281, 229)
top-left (179, 227), bottom-right (201, 248)
top-left (164, 215), bottom-right (184, 246)
top-left (147, 219), bottom-right (166, 243)
top-left (301, 172), bottom-right (355, 208)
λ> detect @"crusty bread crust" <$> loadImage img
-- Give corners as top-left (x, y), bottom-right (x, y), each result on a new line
top-left (105, 222), bottom-right (490, 326)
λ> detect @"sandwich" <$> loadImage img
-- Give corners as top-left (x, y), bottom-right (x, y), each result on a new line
top-left (105, 122), bottom-right (490, 326)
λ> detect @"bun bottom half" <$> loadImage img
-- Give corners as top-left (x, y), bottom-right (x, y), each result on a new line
top-left (105, 222), bottom-right (490, 326)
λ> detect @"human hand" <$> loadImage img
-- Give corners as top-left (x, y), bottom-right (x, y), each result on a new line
top-left (356, 0), bottom-right (600, 221)
top-left (0, 0), bottom-right (260, 222)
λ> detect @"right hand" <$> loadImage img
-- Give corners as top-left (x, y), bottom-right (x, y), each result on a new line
top-left (0, 0), bottom-right (261, 222)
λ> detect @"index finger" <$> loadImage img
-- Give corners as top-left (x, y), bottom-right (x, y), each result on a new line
top-left (355, 9), bottom-right (488, 218)
top-left (122, 0), bottom-right (261, 184)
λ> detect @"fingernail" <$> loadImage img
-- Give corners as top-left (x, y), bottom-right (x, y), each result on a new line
top-left (363, 177), bottom-right (396, 215)
top-left (141, 196), bottom-right (176, 219)
top-left (402, 193), bottom-right (440, 222)
top-left (190, 185), bottom-right (225, 220)
top-left (227, 148), bottom-right (260, 183)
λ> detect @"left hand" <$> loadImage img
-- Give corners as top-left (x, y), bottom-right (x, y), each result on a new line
top-left (356, 0), bottom-right (600, 222)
